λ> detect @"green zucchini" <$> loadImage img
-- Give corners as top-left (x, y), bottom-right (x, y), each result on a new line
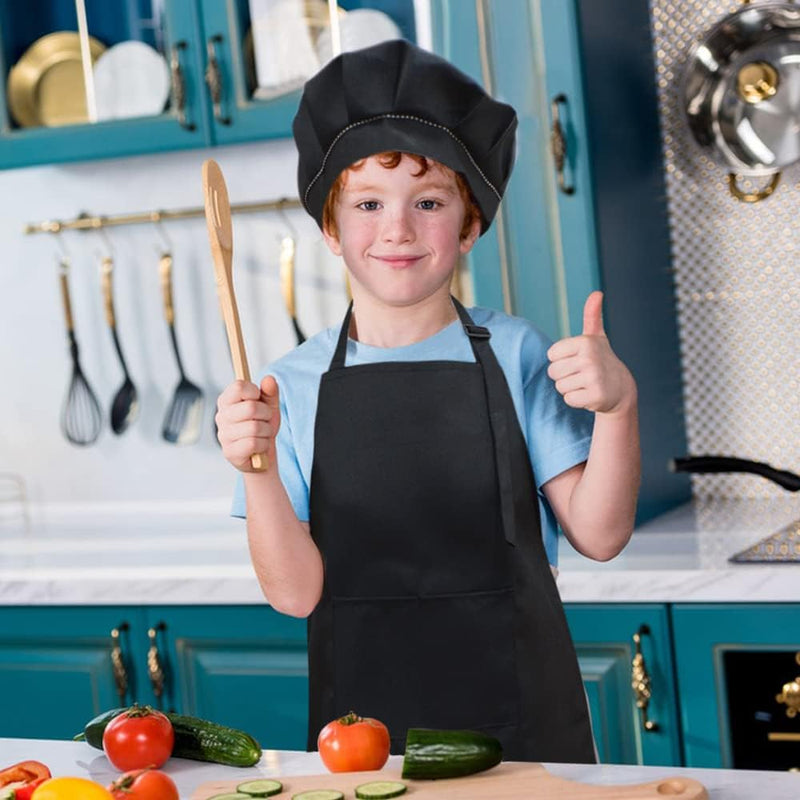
top-left (354, 780), bottom-right (407, 798)
top-left (401, 728), bottom-right (503, 779)
top-left (236, 779), bottom-right (283, 797)
top-left (75, 707), bottom-right (262, 767)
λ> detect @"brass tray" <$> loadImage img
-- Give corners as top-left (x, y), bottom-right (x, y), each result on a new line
top-left (7, 31), bottom-right (106, 128)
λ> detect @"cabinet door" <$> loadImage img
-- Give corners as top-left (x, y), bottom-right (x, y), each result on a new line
top-left (199, 0), bottom-right (421, 147)
top-left (536, 0), bottom-right (690, 523)
top-left (0, 1), bottom-right (208, 170)
top-left (146, 606), bottom-right (309, 750)
top-left (565, 604), bottom-right (681, 766)
top-left (0, 606), bottom-right (146, 738)
top-left (672, 604), bottom-right (800, 770)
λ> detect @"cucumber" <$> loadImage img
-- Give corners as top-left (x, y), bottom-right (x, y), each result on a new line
top-left (401, 728), bottom-right (503, 779)
top-left (74, 707), bottom-right (126, 746)
top-left (75, 707), bottom-right (262, 767)
top-left (291, 792), bottom-right (344, 800)
top-left (236, 779), bottom-right (283, 797)
top-left (169, 712), bottom-right (262, 767)
top-left (207, 794), bottom-right (251, 800)
top-left (354, 780), bottom-right (407, 798)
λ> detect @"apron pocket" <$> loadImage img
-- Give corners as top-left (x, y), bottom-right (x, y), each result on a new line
top-left (332, 587), bottom-right (519, 737)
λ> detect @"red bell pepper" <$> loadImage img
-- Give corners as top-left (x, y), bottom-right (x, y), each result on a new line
top-left (0, 762), bottom-right (51, 799)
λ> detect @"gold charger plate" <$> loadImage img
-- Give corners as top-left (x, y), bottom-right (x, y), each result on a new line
top-left (7, 31), bottom-right (106, 128)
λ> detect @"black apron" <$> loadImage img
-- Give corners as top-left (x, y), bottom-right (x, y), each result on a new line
top-left (306, 299), bottom-right (596, 762)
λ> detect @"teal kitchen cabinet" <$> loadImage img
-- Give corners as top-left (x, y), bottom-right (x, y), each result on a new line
top-left (142, 606), bottom-right (309, 751)
top-left (0, 2), bottom-right (208, 169)
top-left (0, 606), bottom-right (148, 739)
top-left (0, 604), bottom-right (308, 749)
top-left (564, 604), bottom-right (682, 766)
top-left (672, 604), bottom-right (800, 770)
top-left (197, 0), bottom-right (419, 147)
top-left (438, 0), bottom-right (690, 526)
top-left (0, 0), bottom-right (422, 170)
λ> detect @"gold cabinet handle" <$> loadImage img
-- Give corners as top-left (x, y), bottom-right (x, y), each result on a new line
top-left (110, 623), bottom-right (130, 705)
top-left (147, 622), bottom-right (167, 708)
top-left (631, 624), bottom-right (659, 732)
top-left (728, 172), bottom-right (780, 203)
top-left (550, 94), bottom-right (575, 196)
top-left (205, 35), bottom-right (231, 126)
top-left (169, 41), bottom-right (195, 131)
top-left (775, 651), bottom-right (800, 719)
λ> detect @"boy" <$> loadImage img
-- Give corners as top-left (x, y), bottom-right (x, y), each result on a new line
top-left (217, 40), bottom-right (639, 762)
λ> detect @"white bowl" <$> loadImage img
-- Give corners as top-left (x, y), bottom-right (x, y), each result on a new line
top-left (93, 40), bottom-right (170, 121)
top-left (316, 8), bottom-right (403, 65)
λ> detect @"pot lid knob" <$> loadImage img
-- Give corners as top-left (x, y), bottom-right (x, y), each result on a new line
top-left (737, 61), bottom-right (779, 104)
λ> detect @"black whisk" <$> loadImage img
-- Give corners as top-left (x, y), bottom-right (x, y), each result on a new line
top-left (59, 259), bottom-right (102, 446)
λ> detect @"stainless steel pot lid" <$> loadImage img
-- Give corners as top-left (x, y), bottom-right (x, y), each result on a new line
top-left (683, 3), bottom-right (800, 176)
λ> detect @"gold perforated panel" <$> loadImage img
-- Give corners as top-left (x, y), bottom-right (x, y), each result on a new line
top-left (650, 0), bottom-right (800, 499)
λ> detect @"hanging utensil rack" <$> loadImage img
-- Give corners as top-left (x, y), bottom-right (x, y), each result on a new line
top-left (23, 197), bottom-right (302, 235)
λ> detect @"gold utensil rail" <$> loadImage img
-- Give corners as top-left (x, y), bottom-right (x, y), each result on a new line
top-left (23, 197), bottom-right (302, 235)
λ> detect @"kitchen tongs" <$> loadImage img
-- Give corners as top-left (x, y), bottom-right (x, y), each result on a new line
top-left (202, 158), bottom-right (267, 472)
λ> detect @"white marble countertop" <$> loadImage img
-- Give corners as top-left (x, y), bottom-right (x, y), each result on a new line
top-left (1, 737), bottom-right (799, 800)
top-left (1, 497), bottom-right (799, 606)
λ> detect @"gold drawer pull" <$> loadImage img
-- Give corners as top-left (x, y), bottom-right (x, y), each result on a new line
top-left (631, 624), bottom-right (659, 732)
top-left (147, 622), bottom-right (167, 708)
top-left (110, 623), bottom-right (129, 705)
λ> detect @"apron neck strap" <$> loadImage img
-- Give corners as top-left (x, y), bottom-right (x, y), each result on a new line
top-left (329, 297), bottom-right (493, 371)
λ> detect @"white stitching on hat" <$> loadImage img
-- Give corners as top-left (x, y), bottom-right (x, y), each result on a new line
top-left (303, 113), bottom-right (502, 213)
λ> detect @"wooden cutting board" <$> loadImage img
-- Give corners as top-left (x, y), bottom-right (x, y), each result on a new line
top-left (191, 762), bottom-right (708, 799)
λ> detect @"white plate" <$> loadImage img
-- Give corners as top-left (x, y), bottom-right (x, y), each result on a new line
top-left (316, 8), bottom-right (403, 65)
top-left (93, 40), bottom-right (170, 121)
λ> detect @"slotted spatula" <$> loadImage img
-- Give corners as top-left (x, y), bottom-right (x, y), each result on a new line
top-left (202, 159), bottom-right (267, 472)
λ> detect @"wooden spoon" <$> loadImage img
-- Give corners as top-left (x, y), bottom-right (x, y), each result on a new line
top-left (202, 158), bottom-right (267, 471)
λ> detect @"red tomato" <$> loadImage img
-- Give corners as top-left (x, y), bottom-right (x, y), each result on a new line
top-left (102, 706), bottom-right (174, 771)
top-left (0, 761), bottom-right (51, 788)
top-left (317, 711), bottom-right (390, 773)
top-left (108, 768), bottom-right (179, 800)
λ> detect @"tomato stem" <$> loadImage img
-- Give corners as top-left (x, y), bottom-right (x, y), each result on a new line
top-left (338, 711), bottom-right (363, 726)
top-left (125, 703), bottom-right (156, 718)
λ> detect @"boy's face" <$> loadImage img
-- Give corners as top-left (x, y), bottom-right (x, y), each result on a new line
top-left (323, 154), bottom-right (481, 310)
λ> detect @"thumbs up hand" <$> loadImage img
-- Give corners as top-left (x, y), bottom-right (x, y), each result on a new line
top-left (546, 291), bottom-right (637, 415)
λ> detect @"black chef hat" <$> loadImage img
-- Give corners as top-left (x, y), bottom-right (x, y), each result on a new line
top-left (293, 39), bottom-right (517, 235)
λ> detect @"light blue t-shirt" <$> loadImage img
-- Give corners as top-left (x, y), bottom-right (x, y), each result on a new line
top-left (232, 306), bottom-right (593, 565)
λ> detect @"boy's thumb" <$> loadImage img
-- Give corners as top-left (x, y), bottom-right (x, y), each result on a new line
top-left (260, 375), bottom-right (280, 406)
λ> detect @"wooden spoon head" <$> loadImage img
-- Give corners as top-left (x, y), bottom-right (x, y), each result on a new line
top-left (202, 158), bottom-right (233, 263)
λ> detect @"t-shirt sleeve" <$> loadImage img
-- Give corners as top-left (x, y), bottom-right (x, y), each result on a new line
top-left (229, 374), bottom-right (311, 522)
top-left (522, 333), bottom-right (594, 489)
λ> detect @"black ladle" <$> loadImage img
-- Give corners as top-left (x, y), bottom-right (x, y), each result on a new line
top-left (159, 252), bottom-right (204, 445)
top-left (101, 257), bottom-right (139, 434)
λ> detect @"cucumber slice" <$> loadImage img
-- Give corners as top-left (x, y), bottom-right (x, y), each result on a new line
top-left (291, 791), bottom-right (344, 800)
top-left (207, 794), bottom-right (252, 800)
top-left (355, 780), bottom-right (408, 799)
top-left (236, 779), bottom-right (283, 797)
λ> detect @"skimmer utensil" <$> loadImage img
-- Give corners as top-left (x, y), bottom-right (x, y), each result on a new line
top-left (202, 158), bottom-right (267, 471)
top-left (101, 257), bottom-right (139, 434)
top-left (159, 252), bottom-right (204, 445)
top-left (58, 259), bottom-right (102, 446)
